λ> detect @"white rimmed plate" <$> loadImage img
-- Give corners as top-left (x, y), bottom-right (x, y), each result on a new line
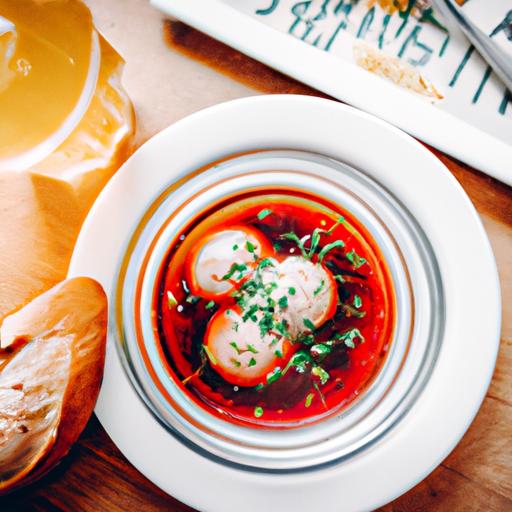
top-left (151, 0), bottom-right (512, 186)
top-left (69, 95), bottom-right (500, 512)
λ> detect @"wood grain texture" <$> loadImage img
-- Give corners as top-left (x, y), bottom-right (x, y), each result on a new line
top-left (2, 0), bottom-right (510, 510)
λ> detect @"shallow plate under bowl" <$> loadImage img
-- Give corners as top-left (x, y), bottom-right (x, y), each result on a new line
top-left (69, 95), bottom-right (500, 512)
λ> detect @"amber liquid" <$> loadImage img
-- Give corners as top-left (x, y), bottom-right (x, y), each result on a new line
top-left (0, 0), bottom-right (95, 163)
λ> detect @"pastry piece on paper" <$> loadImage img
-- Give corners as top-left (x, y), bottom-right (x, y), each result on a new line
top-left (353, 40), bottom-right (443, 99)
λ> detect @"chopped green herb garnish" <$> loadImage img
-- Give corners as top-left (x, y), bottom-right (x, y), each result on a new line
top-left (353, 294), bottom-right (362, 309)
top-left (303, 318), bottom-right (316, 331)
top-left (221, 262), bottom-right (248, 280)
top-left (248, 357), bottom-right (257, 367)
top-left (334, 274), bottom-right (345, 283)
top-left (326, 216), bottom-right (345, 235)
top-left (258, 258), bottom-right (275, 270)
top-left (278, 295), bottom-right (289, 309)
top-left (313, 381), bottom-right (328, 409)
top-left (308, 228), bottom-right (322, 258)
top-left (318, 240), bottom-right (345, 262)
top-left (185, 294), bottom-right (201, 304)
top-left (205, 300), bottom-right (216, 310)
top-left (258, 313), bottom-right (275, 337)
top-left (274, 319), bottom-right (291, 339)
top-left (312, 366), bottom-right (330, 385)
top-left (274, 349), bottom-right (283, 358)
top-left (305, 393), bottom-right (315, 408)
top-left (280, 232), bottom-right (309, 258)
top-left (346, 249), bottom-right (367, 269)
top-left (310, 343), bottom-right (331, 362)
top-left (283, 351), bottom-right (312, 374)
top-left (231, 359), bottom-right (241, 368)
top-left (202, 345), bottom-right (217, 365)
top-left (266, 367), bottom-right (282, 384)
top-left (254, 406), bottom-right (264, 418)
top-left (166, 291), bottom-right (178, 309)
top-left (257, 208), bottom-right (273, 220)
top-left (232, 322), bottom-right (239, 332)
top-left (272, 241), bottom-right (282, 252)
top-left (247, 344), bottom-right (259, 354)
top-left (232, 244), bottom-right (239, 251)
top-left (230, 341), bottom-right (241, 354)
top-left (335, 328), bottom-right (364, 348)
top-left (242, 304), bottom-right (259, 322)
top-left (296, 333), bottom-right (315, 345)
top-left (313, 279), bottom-right (325, 296)
top-left (270, 337), bottom-right (280, 347)
top-left (246, 240), bottom-right (256, 253)
top-left (288, 286), bottom-right (296, 296)
top-left (305, 217), bottom-right (345, 258)
top-left (341, 304), bottom-right (366, 319)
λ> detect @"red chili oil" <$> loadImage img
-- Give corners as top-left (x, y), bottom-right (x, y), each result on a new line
top-left (155, 191), bottom-right (395, 427)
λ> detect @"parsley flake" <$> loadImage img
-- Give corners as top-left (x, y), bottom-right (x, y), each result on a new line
top-left (246, 240), bottom-right (256, 253)
top-left (312, 366), bottom-right (330, 385)
top-left (257, 208), bottom-right (273, 220)
top-left (248, 357), bottom-right (257, 367)
top-left (280, 232), bottom-right (309, 258)
top-left (303, 318), bottom-right (316, 331)
top-left (308, 228), bottom-right (322, 257)
top-left (202, 345), bottom-right (218, 365)
top-left (326, 216), bottom-right (344, 235)
top-left (318, 240), bottom-right (345, 262)
top-left (310, 343), bottom-right (331, 362)
top-left (166, 291), bottom-right (178, 309)
top-left (335, 328), bottom-right (364, 348)
top-left (266, 367), bottom-right (282, 384)
top-left (230, 341), bottom-right (241, 354)
top-left (254, 406), bottom-right (264, 418)
top-left (305, 393), bottom-right (315, 408)
top-left (185, 294), bottom-right (201, 305)
top-left (346, 249), bottom-right (367, 269)
top-left (313, 279), bottom-right (325, 296)
top-left (221, 262), bottom-right (248, 281)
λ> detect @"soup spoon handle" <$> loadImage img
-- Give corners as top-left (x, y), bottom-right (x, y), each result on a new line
top-left (430, 0), bottom-right (512, 92)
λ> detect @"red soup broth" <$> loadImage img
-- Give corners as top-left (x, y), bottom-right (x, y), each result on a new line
top-left (155, 191), bottom-right (395, 427)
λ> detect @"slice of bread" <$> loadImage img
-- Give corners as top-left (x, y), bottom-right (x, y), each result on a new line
top-left (0, 277), bottom-right (107, 494)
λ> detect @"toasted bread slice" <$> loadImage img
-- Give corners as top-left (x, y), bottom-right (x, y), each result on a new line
top-left (0, 277), bottom-right (107, 493)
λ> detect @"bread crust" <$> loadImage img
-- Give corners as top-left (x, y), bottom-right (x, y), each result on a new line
top-left (0, 277), bottom-right (107, 494)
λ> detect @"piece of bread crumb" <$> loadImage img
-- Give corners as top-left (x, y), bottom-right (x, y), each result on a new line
top-left (353, 40), bottom-right (443, 100)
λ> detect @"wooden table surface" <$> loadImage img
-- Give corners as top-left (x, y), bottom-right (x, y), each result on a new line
top-left (4, 0), bottom-right (511, 510)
